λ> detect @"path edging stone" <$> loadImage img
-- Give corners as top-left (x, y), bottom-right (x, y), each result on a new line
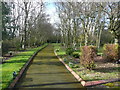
top-left (85, 78), bottom-right (120, 87)
top-left (8, 44), bottom-right (48, 89)
top-left (54, 51), bottom-right (86, 86)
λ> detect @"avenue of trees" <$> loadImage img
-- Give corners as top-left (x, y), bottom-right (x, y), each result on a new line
top-left (54, 1), bottom-right (120, 69)
top-left (1, 1), bottom-right (57, 55)
top-left (1, 1), bottom-right (120, 58)
top-left (55, 2), bottom-right (120, 49)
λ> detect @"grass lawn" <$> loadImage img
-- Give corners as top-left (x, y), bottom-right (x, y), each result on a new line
top-left (97, 47), bottom-right (104, 56)
top-left (53, 43), bottom-right (120, 88)
top-left (53, 43), bottom-right (66, 56)
top-left (1, 43), bottom-right (48, 89)
top-left (102, 82), bottom-right (120, 88)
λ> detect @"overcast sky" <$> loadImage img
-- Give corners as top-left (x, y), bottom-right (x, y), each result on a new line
top-left (44, 0), bottom-right (119, 26)
top-left (45, 2), bottom-right (60, 26)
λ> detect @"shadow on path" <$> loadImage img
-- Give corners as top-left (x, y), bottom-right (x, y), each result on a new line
top-left (21, 81), bottom-right (81, 87)
top-left (15, 45), bottom-right (84, 88)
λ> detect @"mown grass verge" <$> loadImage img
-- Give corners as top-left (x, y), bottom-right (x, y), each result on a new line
top-left (53, 43), bottom-right (103, 57)
top-left (1, 43), bottom-right (48, 89)
top-left (53, 43), bottom-right (66, 56)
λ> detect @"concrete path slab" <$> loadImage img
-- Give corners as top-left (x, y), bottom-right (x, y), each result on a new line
top-left (15, 45), bottom-right (84, 89)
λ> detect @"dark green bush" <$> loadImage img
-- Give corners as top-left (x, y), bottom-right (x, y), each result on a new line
top-left (73, 64), bottom-right (79, 68)
top-left (61, 43), bottom-right (64, 46)
top-left (69, 62), bottom-right (74, 68)
top-left (80, 46), bottom-right (97, 70)
top-left (2, 40), bottom-right (12, 56)
top-left (12, 38), bottom-right (21, 50)
top-left (66, 48), bottom-right (74, 55)
top-left (72, 52), bottom-right (80, 58)
top-left (2, 38), bottom-right (21, 56)
top-left (103, 44), bottom-right (119, 61)
top-left (63, 58), bottom-right (69, 63)
top-left (56, 49), bottom-right (59, 52)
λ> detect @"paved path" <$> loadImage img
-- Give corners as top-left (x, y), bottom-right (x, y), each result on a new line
top-left (15, 45), bottom-right (84, 89)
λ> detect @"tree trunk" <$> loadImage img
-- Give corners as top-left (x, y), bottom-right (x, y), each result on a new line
top-left (23, 2), bottom-right (28, 50)
top-left (97, 26), bottom-right (103, 49)
top-left (114, 38), bottom-right (118, 44)
top-left (85, 33), bottom-right (88, 46)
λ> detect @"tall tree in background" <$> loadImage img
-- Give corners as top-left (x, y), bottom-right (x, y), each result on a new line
top-left (2, 2), bottom-right (11, 40)
top-left (1, 1), bottom-right (57, 55)
top-left (22, 2), bottom-right (29, 49)
top-left (55, 1), bottom-right (119, 50)
top-left (101, 2), bottom-right (120, 44)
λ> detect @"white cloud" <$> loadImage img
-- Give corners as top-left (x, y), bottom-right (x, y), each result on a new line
top-left (45, 3), bottom-right (60, 25)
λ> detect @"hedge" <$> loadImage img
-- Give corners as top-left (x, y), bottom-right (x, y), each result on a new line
top-left (103, 44), bottom-right (119, 62)
top-left (80, 46), bottom-right (97, 70)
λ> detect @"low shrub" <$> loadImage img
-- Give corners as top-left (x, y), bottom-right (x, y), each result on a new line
top-left (66, 48), bottom-right (74, 55)
top-left (56, 49), bottom-right (59, 52)
top-left (80, 46), bottom-right (97, 70)
top-left (69, 62), bottom-right (74, 68)
top-left (2, 38), bottom-right (21, 56)
top-left (73, 64), bottom-right (79, 68)
top-left (61, 43), bottom-right (64, 46)
top-left (72, 52), bottom-right (80, 58)
top-left (103, 44), bottom-right (119, 61)
top-left (2, 40), bottom-right (12, 56)
top-left (12, 38), bottom-right (21, 50)
top-left (63, 58), bottom-right (70, 64)
top-left (68, 62), bottom-right (79, 68)
top-left (63, 58), bottom-right (67, 62)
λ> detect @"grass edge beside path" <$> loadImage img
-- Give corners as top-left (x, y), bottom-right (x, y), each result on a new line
top-left (1, 43), bottom-right (48, 89)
